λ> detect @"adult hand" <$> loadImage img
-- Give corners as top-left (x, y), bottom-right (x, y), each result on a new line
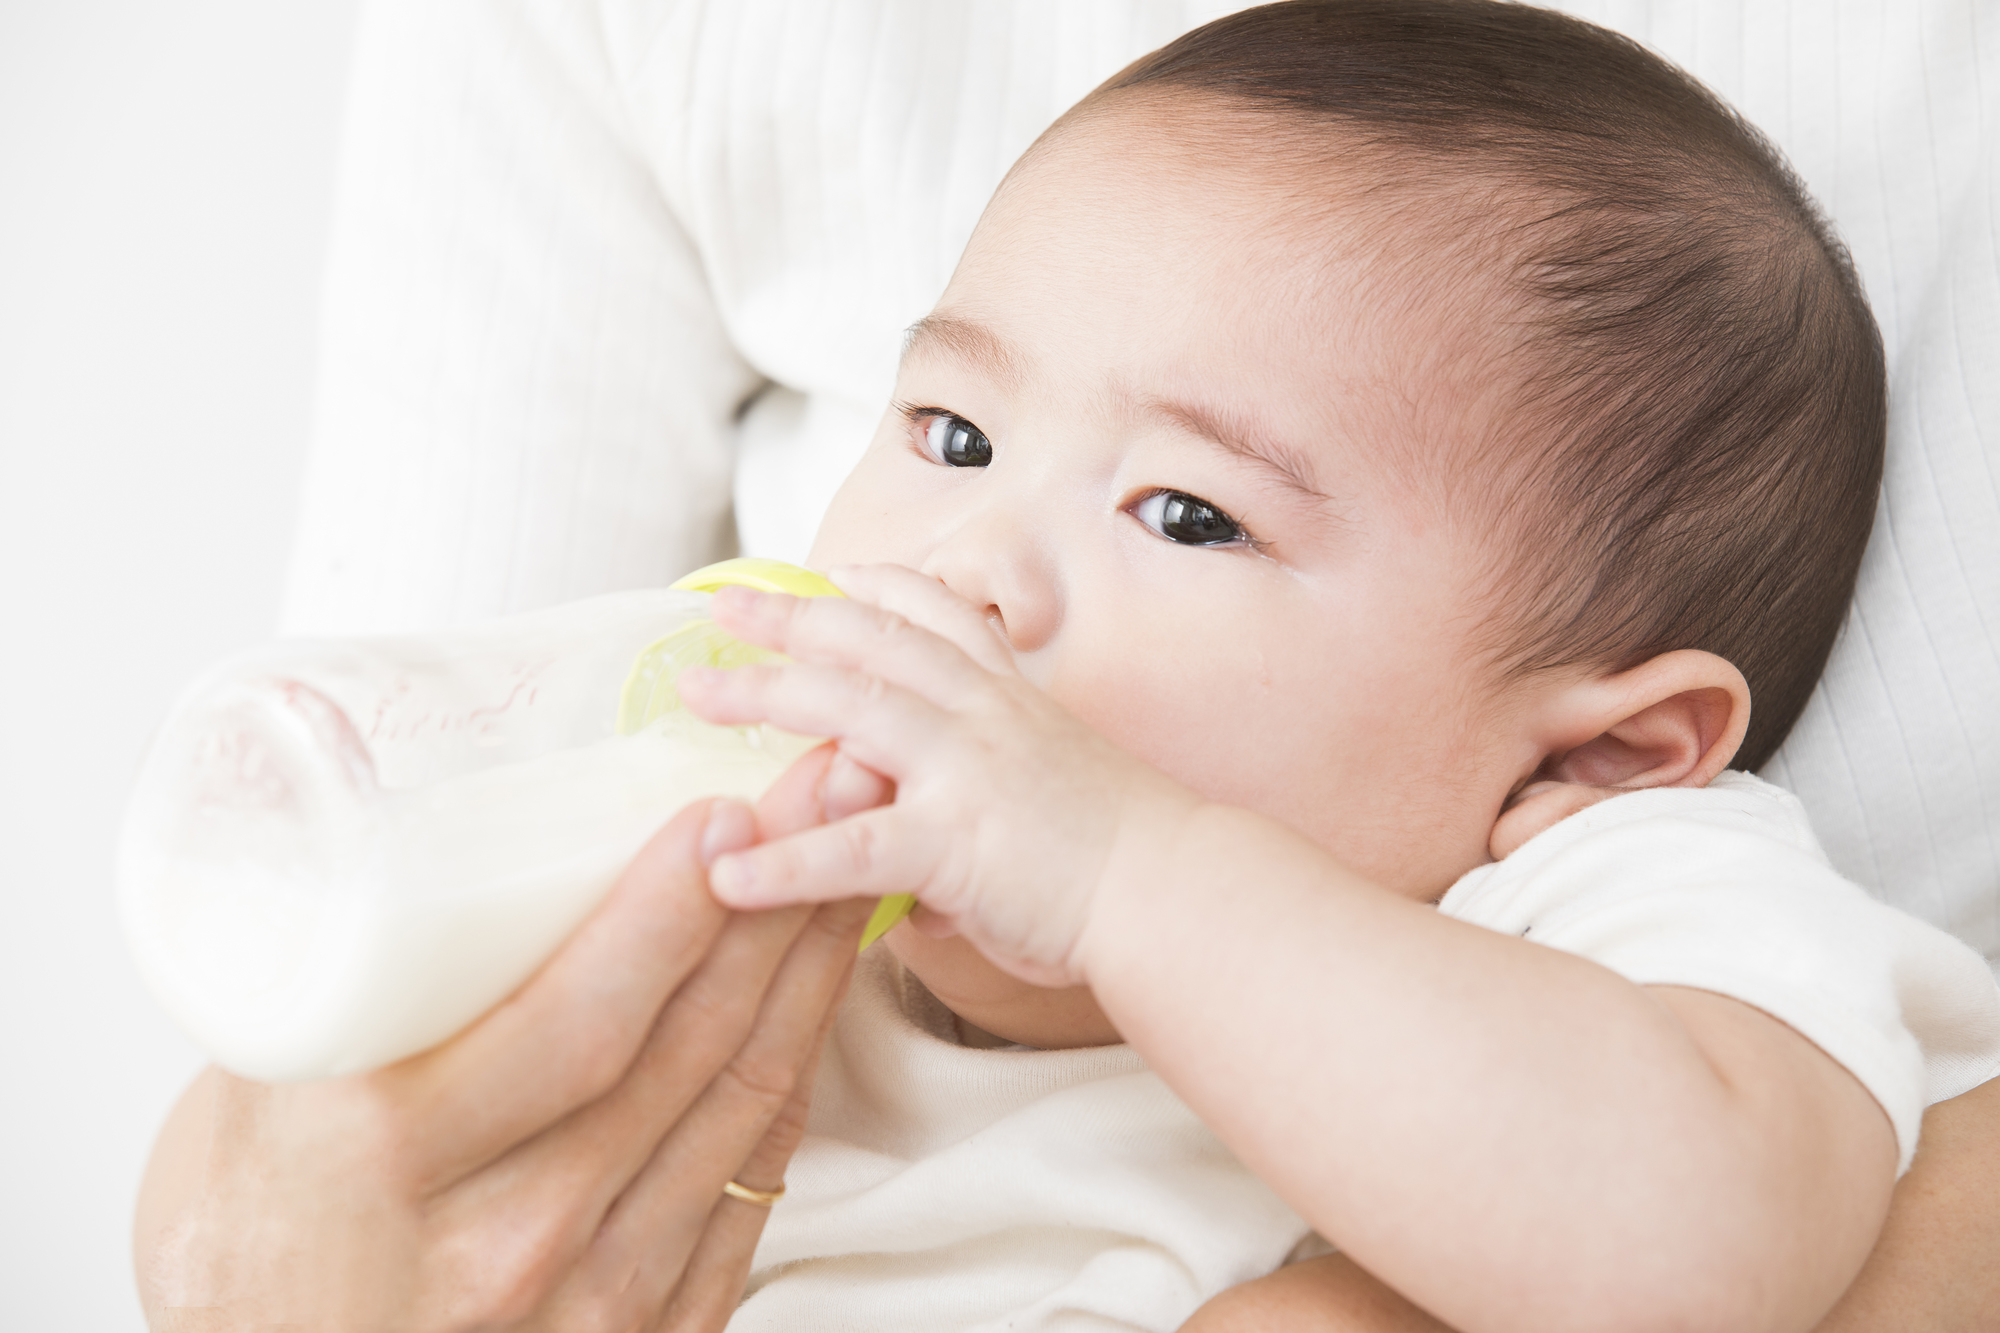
top-left (135, 744), bottom-right (884, 1331)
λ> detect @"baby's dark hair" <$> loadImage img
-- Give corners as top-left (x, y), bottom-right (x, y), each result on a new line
top-left (1095, 0), bottom-right (1885, 769)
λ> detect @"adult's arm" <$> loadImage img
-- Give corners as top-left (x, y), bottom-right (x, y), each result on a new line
top-left (285, 0), bottom-right (760, 636)
top-left (1180, 1074), bottom-right (2000, 1332)
top-left (1813, 1073), bottom-right (2000, 1329)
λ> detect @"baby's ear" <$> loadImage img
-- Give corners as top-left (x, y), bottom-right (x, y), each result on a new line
top-left (1489, 649), bottom-right (1749, 860)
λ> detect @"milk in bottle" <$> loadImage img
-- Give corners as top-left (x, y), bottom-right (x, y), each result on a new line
top-left (118, 560), bottom-right (911, 1083)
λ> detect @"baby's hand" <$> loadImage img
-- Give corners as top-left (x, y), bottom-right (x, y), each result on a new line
top-left (678, 566), bottom-right (1202, 989)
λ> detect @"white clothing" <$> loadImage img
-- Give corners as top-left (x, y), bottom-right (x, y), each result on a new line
top-left (740, 774), bottom-right (2000, 1330)
top-left (736, 951), bottom-right (1309, 1333)
top-left (1441, 773), bottom-right (2000, 1174)
top-left (285, 0), bottom-right (2000, 981)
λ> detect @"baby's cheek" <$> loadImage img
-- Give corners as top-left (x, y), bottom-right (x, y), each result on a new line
top-left (1316, 782), bottom-right (1499, 901)
top-left (1055, 660), bottom-right (1329, 813)
top-left (1072, 673), bottom-right (1494, 898)
top-left (1261, 697), bottom-right (1482, 881)
top-left (808, 443), bottom-right (929, 568)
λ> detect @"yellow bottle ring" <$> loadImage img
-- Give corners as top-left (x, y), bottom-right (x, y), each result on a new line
top-left (622, 559), bottom-right (914, 951)
top-left (670, 557), bottom-right (846, 598)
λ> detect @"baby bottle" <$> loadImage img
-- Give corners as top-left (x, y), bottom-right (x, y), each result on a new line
top-left (118, 559), bottom-right (913, 1083)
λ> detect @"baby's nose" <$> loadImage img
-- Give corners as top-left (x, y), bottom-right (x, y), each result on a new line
top-left (919, 527), bottom-right (1060, 655)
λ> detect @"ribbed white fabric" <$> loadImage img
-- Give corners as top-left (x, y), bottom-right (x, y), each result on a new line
top-left (287, 0), bottom-right (2000, 974)
top-left (288, 0), bottom-right (1240, 633)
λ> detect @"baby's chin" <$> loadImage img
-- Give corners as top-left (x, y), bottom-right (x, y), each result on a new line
top-left (884, 928), bottom-right (1124, 1050)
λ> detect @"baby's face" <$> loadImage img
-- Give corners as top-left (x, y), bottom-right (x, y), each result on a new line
top-left (811, 102), bottom-right (1541, 1045)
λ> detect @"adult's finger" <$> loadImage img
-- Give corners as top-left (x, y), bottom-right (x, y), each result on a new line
top-left (754, 742), bottom-right (840, 839)
top-left (753, 741), bottom-right (892, 841)
top-left (710, 805), bottom-right (936, 911)
top-left (829, 563), bottom-right (1018, 676)
top-left (435, 754), bottom-right (875, 1319)
top-left (549, 896), bottom-right (869, 1324)
top-left (385, 798), bottom-right (747, 1181)
top-left (822, 751), bottom-right (894, 822)
top-left (434, 749), bottom-right (864, 1194)
top-left (418, 899), bottom-right (819, 1297)
top-left (650, 997), bottom-right (842, 1332)
top-left (617, 746), bottom-right (880, 1329)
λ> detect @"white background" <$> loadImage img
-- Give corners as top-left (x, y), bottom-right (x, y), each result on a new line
top-left (0, 2), bottom-right (358, 1324)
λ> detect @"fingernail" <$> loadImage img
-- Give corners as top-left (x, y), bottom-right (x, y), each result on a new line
top-left (700, 799), bottom-right (756, 866)
top-left (709, 852), bottom-right (757, 901)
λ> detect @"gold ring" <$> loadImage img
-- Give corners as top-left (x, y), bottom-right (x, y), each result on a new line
top-left (722, 1179), bottom-right (786, 1208)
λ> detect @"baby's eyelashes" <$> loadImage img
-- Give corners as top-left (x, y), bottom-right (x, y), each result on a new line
top-left (1130, 489), bottom-right (1256, 549)
top-left (908, 408), bottom-right (992, 467)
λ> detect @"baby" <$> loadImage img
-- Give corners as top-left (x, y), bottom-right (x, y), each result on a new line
top-left (670, 2), bottom-right (2000, 1330)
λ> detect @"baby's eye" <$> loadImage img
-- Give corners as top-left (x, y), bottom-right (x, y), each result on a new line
top-left (1132, 490), bottom-right (1246, 546)
top-left (920, 413), bottom-right (993, 468)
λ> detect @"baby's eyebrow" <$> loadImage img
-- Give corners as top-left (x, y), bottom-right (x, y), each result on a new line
top-left (903, 313), bottom-right (1327, 503)
top-left (901, 314), bottom-right (1024, 390)
top-left (1144, 396), bottom-right (1329, 502)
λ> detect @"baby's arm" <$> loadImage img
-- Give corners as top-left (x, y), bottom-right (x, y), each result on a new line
top-left (684, 583), bottom-right (1897, 1333)
top-left (1084, 810), bottom-right (1892, 1333)
top-left (1182, 1075), bottom-right (2000, 1332)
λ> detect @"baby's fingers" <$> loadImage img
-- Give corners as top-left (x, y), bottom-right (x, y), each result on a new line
top-left (828, 563), bottom-right (1017, 676)
top-left (681, 660), bottom-right (945, 783)
top-left (710, 586), bottom-right (993, 707)
top-left (709, 806), bottom-right (938, 912)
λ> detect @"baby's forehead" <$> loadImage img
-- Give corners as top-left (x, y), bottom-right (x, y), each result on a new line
top-left (993, 94), bottom-right (1532, 339)
top-left (944, 157), bottom-right (1526, 500)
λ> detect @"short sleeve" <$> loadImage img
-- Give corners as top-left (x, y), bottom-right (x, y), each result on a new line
top-left (1438, 773), bottom-right (2000, 1173)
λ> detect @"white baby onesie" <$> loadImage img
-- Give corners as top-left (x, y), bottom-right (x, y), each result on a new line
top-left (734, 773), bottom-right (2000, 1331)
top-left (733, 950), bottom-right (1312, 1332)
top-left (1440, 772), bottom-right (2000, 1173)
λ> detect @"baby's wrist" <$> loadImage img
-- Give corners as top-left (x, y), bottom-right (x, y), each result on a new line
top-left (1070, 791), bottom-right (1241, 989)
